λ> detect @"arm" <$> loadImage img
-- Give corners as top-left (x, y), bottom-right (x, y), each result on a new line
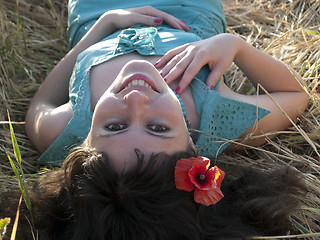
top-left (155, 33), bottom-right (309, 146)
top-left (25, 6), bottom-right (191, 152)
top-left (217, 34), bottom-right (308, 147)
top-left (156, 33), bottom-right (305, 93)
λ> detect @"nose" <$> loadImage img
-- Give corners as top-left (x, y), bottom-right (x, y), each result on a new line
top-left (124, 90), bottom-right (150, 115)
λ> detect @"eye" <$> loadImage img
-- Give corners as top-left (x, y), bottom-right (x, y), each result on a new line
top-left (105, 123), bottom-right (128, 131)
top-left (147, 125), bottom-right (170, 133)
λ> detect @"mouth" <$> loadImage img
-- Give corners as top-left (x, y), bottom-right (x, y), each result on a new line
top-left (119, 74), bottom-right (160, 93)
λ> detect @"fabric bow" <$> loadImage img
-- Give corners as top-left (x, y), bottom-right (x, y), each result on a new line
top-left (116, 27), bottom-right (157, 52)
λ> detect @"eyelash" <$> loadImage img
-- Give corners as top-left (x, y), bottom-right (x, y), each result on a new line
top-left (105, 123), bottom-right (170, 133)
top-left (147, 125), bottom-right (169, 133)
top-left (105, 123), bottom-right (127, 131)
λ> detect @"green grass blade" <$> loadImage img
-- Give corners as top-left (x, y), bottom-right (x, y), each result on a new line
top-left (5, 111), bottom-right (32, 212)
top-left (7, 112), bottom-right (22, 165)
top-left (291, 218), bottom-right (320, 240)
top-left (302, 207), bottom-right (320, 214)
top-left (5, 149), bottom-right (22, 184)
top-left (5, 148), bottom-right (32, 213)
top-left (0, 218), bottom-right (11, 237)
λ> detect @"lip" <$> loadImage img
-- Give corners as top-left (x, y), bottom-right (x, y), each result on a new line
top-left (119, 73), bottom-right (159, 93)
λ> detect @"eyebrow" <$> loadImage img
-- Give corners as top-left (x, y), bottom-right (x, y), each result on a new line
top-left (101, 130), bottom-right (174, 139)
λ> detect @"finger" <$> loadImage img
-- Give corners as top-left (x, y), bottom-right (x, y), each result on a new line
top-left (155, 44), bottom-right (189, 68)
top-left (177, 19), bottom-right (192, 32)
top-left (129, 13), bottom-right (164, 26)
top-left (134, 6), bottom-right (191, 31)
top-left (161, 53), bottom-right (189, 84)
top-left (161, 52), bottom-right (187, 75)
top-left (164, 17), bottom-right (190, 31)
top-left (205, 64), bottom-right (225, 90)
top-left (175, 58), bottom-right (205, 94)
top-left (129, 14), bottom-right (187, 31)
top-left (125, 7), bottom-right (167, 26)
top-left (162, 16), bottom-right (191, 31)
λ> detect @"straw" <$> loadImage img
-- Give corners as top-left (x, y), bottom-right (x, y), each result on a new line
top-left (0, 0), bottom-right (319, 237)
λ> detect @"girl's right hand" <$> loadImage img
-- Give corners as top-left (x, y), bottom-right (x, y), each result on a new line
top-left (155, 33), bottom-right (240, 93)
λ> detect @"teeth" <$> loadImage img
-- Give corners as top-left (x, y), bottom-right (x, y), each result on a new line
top-left (125, 80), bottom-right (152, 89)
top-left (138, 80), bottom-right (144, 86)
top-left (144, 82), bottom-right (150, 88)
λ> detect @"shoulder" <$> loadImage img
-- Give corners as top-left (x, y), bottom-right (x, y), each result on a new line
top-left (25, 102), bottom-right (73, 153)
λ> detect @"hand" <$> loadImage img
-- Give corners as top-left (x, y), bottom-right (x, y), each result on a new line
top-left (155, 33), bottom-right (240, 94)
top-left (80, 6), bottom-right (191, 53)
top-left (101, 6), bottom-right (191, 33)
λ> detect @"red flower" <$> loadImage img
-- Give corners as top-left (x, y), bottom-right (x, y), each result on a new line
top-left (174, 156), bottom-right (225, 206)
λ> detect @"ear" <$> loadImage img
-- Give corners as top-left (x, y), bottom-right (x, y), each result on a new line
top-left (188, 136), bottom-right (197, 153)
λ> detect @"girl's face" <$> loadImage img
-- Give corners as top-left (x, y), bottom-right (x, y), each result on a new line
top-left (86, 60), bottom-right (191, 171)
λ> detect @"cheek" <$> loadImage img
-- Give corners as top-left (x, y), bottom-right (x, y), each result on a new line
top-left (93, 96), bottom-right (121, 120)
top-left (157, 101), bottom-right (185, 127)
top-left (157, 94), bottom-right (182, 114)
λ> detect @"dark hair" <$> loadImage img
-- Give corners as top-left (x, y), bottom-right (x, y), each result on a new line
top-left (0, 147), bottom-right (307, 240)
top-left (199, 165), bottom-right (306, 239)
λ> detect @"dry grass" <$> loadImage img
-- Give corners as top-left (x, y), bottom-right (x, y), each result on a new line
top-left (0, 0), bottom-right (319, 238)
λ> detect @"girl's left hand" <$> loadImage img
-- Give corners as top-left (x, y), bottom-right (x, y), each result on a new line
top-left (155, 33), bottom-right (240, 94)
top-left (81, 6), bottom-right (191, 49)
top-left (107, 6), bottom-right (191, 32)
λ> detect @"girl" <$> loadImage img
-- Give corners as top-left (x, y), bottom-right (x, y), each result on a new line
top-left (24, 1), bottom-right (308, 167)
top-left (5, 1), bottom-right (307, 238)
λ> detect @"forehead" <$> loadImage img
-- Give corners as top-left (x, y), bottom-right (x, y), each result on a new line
top-left (87, 129), bottom-right (190, 171)
top-left (91, 129), bottom-right (189, 154)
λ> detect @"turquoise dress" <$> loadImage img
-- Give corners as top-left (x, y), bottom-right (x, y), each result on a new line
top-left (67, 0), bottom-right (226, 49)
top-left (38, 0), bottom-right (269, 164)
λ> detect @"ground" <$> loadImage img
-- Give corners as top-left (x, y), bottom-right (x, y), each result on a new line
top-left (0, 0), bottom-right (319, 238)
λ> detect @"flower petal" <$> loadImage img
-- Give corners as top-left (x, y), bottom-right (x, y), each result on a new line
top-left (212, 166), bottom-right (225, 188)
top-left (189, 162), bottom-right (209, 188)
top-left (194, 187), bottom-right (224, 206)
top-left (175, 158), bottom-right (196, 191)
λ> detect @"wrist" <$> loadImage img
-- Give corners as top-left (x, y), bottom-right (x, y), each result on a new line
top-left (214, 33), bottom-right (243, 63)
top-left (74, 12), bottom-right (116, 52)
top-left (232, 35), bottom-right (248, 65)
top-left (94, 12), bottom-right (118, 38)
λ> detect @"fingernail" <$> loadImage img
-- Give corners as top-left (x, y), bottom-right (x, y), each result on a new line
top-left (154, 62), bottom-right (159, 67)
top-left (210, 86), bottom-right (214, 90)
top-left (154, 18), bottom-right (162, 24)
top-left (164, 78), bottom-right (167, 82)
top-left (175, 87), bottom-right (180, 94)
